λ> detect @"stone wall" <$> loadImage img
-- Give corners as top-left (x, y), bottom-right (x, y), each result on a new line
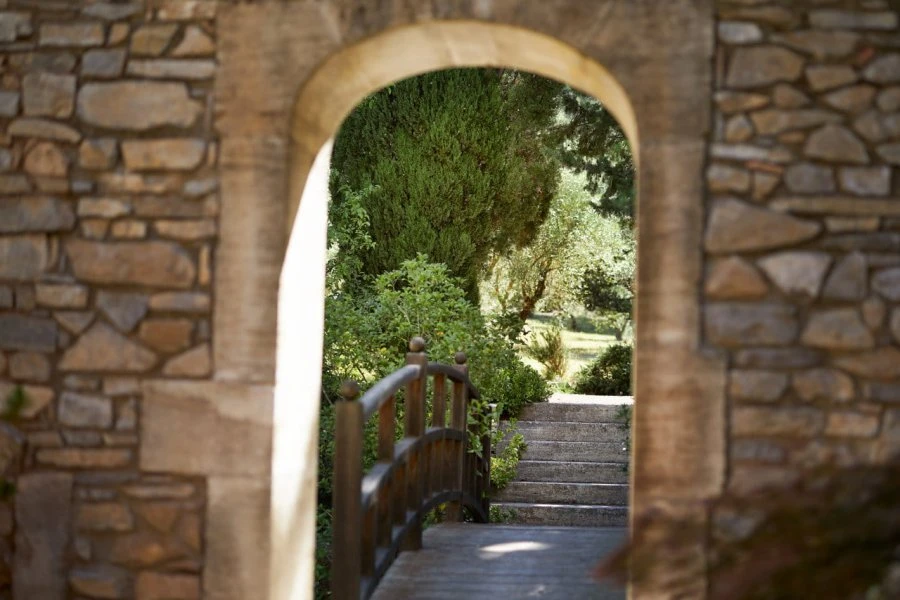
top-left (0, 1), bottom-right (215, 598)
top-left (0, 0), bottom-right (897, 598)
top-left (707, 0), bottom-right (900, 497)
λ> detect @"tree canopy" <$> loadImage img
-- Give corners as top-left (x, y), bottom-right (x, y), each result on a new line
top-left (330, 69), bottom-right (562, 300)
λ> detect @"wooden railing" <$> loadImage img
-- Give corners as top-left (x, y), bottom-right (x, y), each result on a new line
top-left (331, 337), bottom-right (491, 599)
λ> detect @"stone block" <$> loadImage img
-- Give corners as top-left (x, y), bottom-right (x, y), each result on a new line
top-left (801, 308), bottom-right (874, 350)
top-left (78, 82), bottom-right (203, 131)
top-left (809, 10), bottom-right (898, 30)
top-left (141, 380), bottom-right (272, 476)
top-left (78, 198), bottom-right (130, 218)
top-left (59, 392), bottom-right (113, 428)
top-left (22, 72), bottom-right (76, 118)
top-left (35, 283), bottom-right (88, 308)
top-left (126, 59), bottom-right (216, 80)
top-left (36, 448), bottom-right (132, 468)
top-left (863, 54), bottom-right (900, 84)
top-left (81, 48), bottom-right (127, 79)
top-left (39, 22), bottom-right (105, 47)
top-left (59, 323), bottom-right (157, 373)
top-left (823, 85), bottom-right (876, 114)
top-left (0, 314), bottom-right (57, 352)
top-left (825, 412), bottom-right (880, 438)
top-left (726, 46), bottom-right (804, 89)
top-left (732, 405), bottom-right (825, 437)
top-left (136, 571), bottom-right (201, 600)
top-left (705, 198), bottom-right (820, 253)
top-left (0, 91), bottom-right (19, 117)
top-left (122, 139), bottom-right (206, 171)
top-left (804, 124), bottom-right (869, 164)
top-left (705, 256), bottom-right (769, 300)
top-left (834, 347), bottom-right (900, 379)
top-left (76, 503), bottom-right (135, 532)
top-left (148, 292), bottom-right (210, 313)
top-left (97, 291), bottom-right (149, 332)
top-left (13, 472), bottom-right (73, 600)
top-left (771, 30), bottom-right (859, 60)
top-left (705, 303), bottom-right (798, 346)
top-left (757, 251), bottom-right (832, 299)
top-left (728, 369), bottom-right (789, 402)
top-left (805, 65), bottom-right (857, 92)
top-left (9, 352), bottom-right (50, 382)
top-left (79, 139), bottom-right (118, 170)
top-left (839, 166), bottom-right (890, 196)
top-left (154, 219), bottom-right (216, 240)
top-left (172, 26), bottom-right (215, 57)
top-left (783, 162), bottom-right (835, 194)
top-left (139, 318), bottom-right (193, 353)
top-left (793, 368), bottom-right (855, 403)
top-left (8, 118), bottom-right (81, 142)
top-left (131, 24), bottom-right (179, 56)
top-left (873, 267), bottom-right (900, 301)
top-left (162, 344), bottom-right (210, 377)
top-left (0, 12), bottom-right (32, 42)
top-left (0, 197), bottom-right (75, 233)
top-left (67, 240), bottom-right (196, 288)
top-left (69, 564), bottom-right (130, 598)
top-left (23, 142), bottom-right (69, 177)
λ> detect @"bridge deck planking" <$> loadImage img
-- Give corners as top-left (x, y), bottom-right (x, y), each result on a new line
top-left (371, 523), bottom-right (627, 599)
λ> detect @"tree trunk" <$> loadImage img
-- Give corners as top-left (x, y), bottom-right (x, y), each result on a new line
top-left (518, 271), bottom-right (549, 321)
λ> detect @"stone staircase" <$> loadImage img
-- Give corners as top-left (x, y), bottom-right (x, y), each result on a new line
top-left (493, 397), bottom-right (631, 527)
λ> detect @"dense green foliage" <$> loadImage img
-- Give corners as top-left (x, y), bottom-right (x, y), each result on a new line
top-left (572, 343), bottom-right (632, 396)
top-left (553, 87), bottom-right (635, 224)
top-left (331, 69), bottom-right (562, 299)
top-left (481, 169), bottom-right (633, 324)
top-left (324, 255), bottom-right (548, 418)
top-left (490, 429), bottom-right (527, 491)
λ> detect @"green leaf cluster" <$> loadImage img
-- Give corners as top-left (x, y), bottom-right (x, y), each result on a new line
top-left (330, 69), bottom-right (562, 300)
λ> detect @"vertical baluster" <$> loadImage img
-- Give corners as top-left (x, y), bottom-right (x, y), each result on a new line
top-left (377, 395), bottom-right (395, 549)
top-left (332, 380), bottom-right (363, 600)
top-left (482, 424), bottom-right (492, 519)
top-left (403, 337), bottom-right (427, 551)
top-left (362, 506), bottom-right (376, 579)
top-left (432, 373), bottom-right (446, 496)
top-left (446, 351), bottom-right (469, 522)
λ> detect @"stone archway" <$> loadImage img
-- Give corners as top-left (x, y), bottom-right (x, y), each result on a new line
top-left (144, 4), bottom-right (722, 599)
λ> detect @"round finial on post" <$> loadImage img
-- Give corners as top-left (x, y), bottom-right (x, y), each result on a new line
top-left (454, 352), bottom-right (467, 365)
top-left (409, 336), bottom-right (426, 353)
top-left (338, 379), bottom-right (360, 401)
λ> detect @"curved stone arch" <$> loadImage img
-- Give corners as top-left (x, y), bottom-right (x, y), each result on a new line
top-left (196, 4), bottom-right (723, 599)
top-left (286, 20), bottom-right (639, 227)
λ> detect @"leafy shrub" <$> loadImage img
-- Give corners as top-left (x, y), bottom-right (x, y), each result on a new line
top-left (573, 343), bottom-right (632, 395)
top-left (491, 431), bottom-right (527, 491)
top-left (523, 326), bottom-right (567, 379)
top-left (324, 256), bottom-right (549, 420)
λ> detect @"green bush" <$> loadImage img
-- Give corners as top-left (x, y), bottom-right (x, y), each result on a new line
top-left (491, 430), bottom-right (527, 491)
top-left (573, 343), bottom-right (632, 395)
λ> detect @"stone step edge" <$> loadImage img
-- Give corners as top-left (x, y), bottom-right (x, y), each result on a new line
top-left (492, 502), bottom-right (629, 511)
top-left (503, 482), bottom-right (629, 488)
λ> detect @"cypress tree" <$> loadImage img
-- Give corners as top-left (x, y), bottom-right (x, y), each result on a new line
top-left (330, 68), bottom-right (561, 300)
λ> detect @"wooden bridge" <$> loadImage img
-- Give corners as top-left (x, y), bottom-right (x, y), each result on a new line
top-left (330, 338), bottom-right (627, 599)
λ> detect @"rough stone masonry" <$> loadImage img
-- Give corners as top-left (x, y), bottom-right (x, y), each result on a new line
top-left (0, 0), bottom-right (897, 599)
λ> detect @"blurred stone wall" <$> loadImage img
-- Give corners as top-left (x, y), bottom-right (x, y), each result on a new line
top-left (0, 0), bottom-right (896, 598)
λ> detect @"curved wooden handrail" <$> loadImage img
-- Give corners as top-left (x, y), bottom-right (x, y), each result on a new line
top-left (331, 338), bottom-right (492, 600)
top-left (358, 364), bottom-right (423, 419)
top-left (426, 362), bottom-right (480, 399)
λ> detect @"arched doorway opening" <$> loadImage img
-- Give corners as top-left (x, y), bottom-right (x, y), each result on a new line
top-left (204, 9), bottom-right (722, 598)
top-left (273, 22), bottom-right (640, 599)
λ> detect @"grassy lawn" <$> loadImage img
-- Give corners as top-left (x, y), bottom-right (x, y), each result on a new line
top-left (520, 313), bottom-right (619, 384)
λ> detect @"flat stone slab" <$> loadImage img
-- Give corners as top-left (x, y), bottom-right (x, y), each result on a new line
top-left (549, 393), bottom-right (634, 405)
top-left (372, 524), bottom-right (627, 599)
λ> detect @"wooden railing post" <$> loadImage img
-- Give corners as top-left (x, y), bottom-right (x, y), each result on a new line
top-left (402, 336), bottom-right (427, 551)
top-left (332, 380), bottom-right (363, 600)
top-left (446, 351), bottom-right (469, 522)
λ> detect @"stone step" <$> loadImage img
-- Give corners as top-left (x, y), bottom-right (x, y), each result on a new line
top-left (520, 402), bottom-right (631, 424)
top-left (513, 420), bottom-right (628, 443)
top-left (494, 482), bottom-right (629, 505)
top-left (520, 441), bottom-right (628, 463)
top-left (492, 502), bottom-right (629, 527)
top-left (515, 460), bottom-right (629, 483)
